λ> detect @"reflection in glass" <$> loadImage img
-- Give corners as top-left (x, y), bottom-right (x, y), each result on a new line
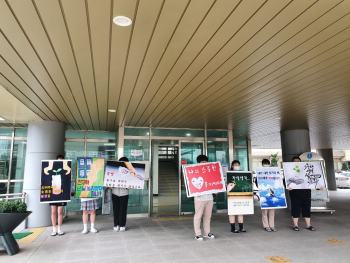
top-left (11, 140), bottom-right (27, 180)
top-left (9, 182), bottom-right (23, 194)
top-left (0, 140), bottom-right (11, 180)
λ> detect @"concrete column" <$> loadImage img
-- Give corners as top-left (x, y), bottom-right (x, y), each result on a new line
top-left (316, 149), bottom-right (337, 190)
top-left (281, 129), bottom-right (311, 162)
top-left (280, 129), bottom-right (311, 210)
top-left (23, 121), bottom-right (66, 227)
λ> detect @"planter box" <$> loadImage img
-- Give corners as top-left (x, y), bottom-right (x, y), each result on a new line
top-left (0, 212), bottom-right (32, 256)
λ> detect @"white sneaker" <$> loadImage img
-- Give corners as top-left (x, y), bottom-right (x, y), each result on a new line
top-left (203, 233), bottom-right (215, 239)
top-left (50, 231), bottom-right (57, 236)
top-left (195, 235), bottom-right (203, 241)
top-left (57, 230), bottom-right (65, 236)
top-left (119, 227), bottom-right (126, 232)
top-left (90, 228), bottom-right (98, 233)
top-left (82, 229), bottom-right (88, 234)
top-left (113, 226), bottom-right (120, 231)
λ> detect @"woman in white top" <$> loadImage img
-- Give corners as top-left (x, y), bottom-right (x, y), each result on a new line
top-left (111, 157), bottom-right (131, 232)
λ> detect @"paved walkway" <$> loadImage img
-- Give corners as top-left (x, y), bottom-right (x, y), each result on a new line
top-left (1, 189), bottom-right (350, 263)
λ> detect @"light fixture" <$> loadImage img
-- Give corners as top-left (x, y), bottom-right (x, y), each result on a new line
top-left (186, 133), bottom-right (191, 136)
top-left (113, 16), bottom-right (132, 27)
top-left (274, 117), bottom-right (281, 120)
top-left (104, 143), bottom-right (115, 146)
top-left (147, 132), bottom-right (149, 135)
top-left (0, 117), bottom-right (5, 121)
top-left (108, 109), bottom-right (116, 112)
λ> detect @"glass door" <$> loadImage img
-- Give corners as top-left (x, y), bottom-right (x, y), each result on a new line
top-left (179, 141), bottom-right (203, 214)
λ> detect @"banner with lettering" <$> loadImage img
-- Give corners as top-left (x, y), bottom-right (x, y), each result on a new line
top-left (256, 167), bottom-right (287, 209)
top-left (75, 158), bottom-right (105, 198)
top-left (283, 162), bottom-right (326, 190)
top-left (104, 161), bottom-right (145, 189)
top-left (182, 162), bottom-right (226, 197)
top-left (40, 160), bottom-right (72, 203)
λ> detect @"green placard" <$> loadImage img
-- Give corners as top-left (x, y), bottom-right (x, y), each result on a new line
top-left (227, 172), bottom-right (252, 193)
top-left (75, 157), bottom-right (105, 198)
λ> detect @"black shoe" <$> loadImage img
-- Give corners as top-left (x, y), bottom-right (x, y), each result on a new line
top-left (293, 226), bottom-right (299, 231)
top-left (238, 223), bottom-right (246, 232)
top-left (230, 223), bottom-right (239, 233)
top-left (232, 229), bottom-right (240, 233)
top-left (306, 226), bottom-right (315, 231)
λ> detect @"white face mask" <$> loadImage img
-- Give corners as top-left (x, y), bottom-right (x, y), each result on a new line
top-left (263, 165), bottom-right (270, 167)
top-left (233, 166), bottom-right (240, 171)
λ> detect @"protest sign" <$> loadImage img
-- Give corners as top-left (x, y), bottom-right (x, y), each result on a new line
top-left (226, 171), bottom-right (253, 194)
top-left (256, 167), bottom-right (286, 209)
top-left (75, 157), bottom-right (105, 198)
top-left (283, 162), bottom-right (326, 190)
top-left (227, 195), bottom-right (254, 215)
top-left (182, 162), bottom-right (226, 197)
top-left (40, 160), bottom-right (72, 203)
top-left (104, 161), bottom-right (145, 189)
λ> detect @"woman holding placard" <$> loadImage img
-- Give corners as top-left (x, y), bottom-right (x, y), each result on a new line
top-left (228, 160), bottom-right (246, 233)
top-left (259, 159), bottom-right (276, 232)
top-left (111, 157), bottom-right (132, 232)
top-left (289, 156), bottom-right (316, 231)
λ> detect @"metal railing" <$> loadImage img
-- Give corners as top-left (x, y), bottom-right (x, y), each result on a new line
top-left (0, 192), bottom-right (26, 202)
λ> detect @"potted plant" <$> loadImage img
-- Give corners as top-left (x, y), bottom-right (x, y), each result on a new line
top-left (0, 200), bottom-right (32, 256)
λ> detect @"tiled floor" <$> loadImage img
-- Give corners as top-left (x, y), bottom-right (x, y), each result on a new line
top-left (1, 189), bottom-right (350, 263)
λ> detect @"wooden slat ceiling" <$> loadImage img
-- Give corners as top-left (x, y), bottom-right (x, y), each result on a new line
top-left (1, 0), bottom-right (350, 149)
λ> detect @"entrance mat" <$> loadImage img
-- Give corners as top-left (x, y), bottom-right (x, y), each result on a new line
top-left (13, 232), bottom-right (32, 240)
top-left (325, 239), bottom-right (345, 244)
top-left (17, 227), bottom-right (46, 244)
top-left (265, 256), bottom-right (292, 262)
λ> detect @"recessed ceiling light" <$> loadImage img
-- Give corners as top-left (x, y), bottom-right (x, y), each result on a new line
top-left (147, 132), bottom-right (149, 135)
top-left (186, 133), bottom-right (191, 136)
top-left (0, 117), bottom-right (5, 121)
top-left (108, 109), bottom-right (116, 112)
top-left (113, 16), bottom-right (132, 27)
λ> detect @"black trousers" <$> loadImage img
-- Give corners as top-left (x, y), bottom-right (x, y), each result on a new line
top-left (290, 196), bottom-right (311, 218)
top-left (112, 194), bottom-right (129, 227)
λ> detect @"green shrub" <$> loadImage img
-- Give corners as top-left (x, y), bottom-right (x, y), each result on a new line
top-left (0, 199), bottom-right (27, 213)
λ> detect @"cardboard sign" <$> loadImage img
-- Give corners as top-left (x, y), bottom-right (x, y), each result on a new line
top-left (75, 157), bottom-right (105, 198)
top-left (104, 161), bottom-right (145, 189)
top-left (256, 167), bottom-right (287, 209)
top-left (40, 160), bottom-right (72, 203)
top-left (227, 195), bottom-right (254, 215)
top-left (283, 162), bottom-right (326, 190)
top-left (182, 162), bottom-right (226, 197)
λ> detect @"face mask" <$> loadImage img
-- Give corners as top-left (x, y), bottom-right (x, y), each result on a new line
top-left (263, 165), bottom-right (270, 167)
top-left (233, 166), bottom-right (240, 171)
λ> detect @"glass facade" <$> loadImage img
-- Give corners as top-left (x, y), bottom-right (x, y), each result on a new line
top-left (207, 130), bottom-right (228, 138)
top-left (124, 139), bottom-right (149, 161)
top-left (151, 128), bottom-right (204, 138)
top-left (0, 128), bottom-right (27, 195)
top-left (235, 148), bottom-right (249, 171)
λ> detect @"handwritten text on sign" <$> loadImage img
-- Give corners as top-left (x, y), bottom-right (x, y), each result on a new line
top-left (182, 162), bottom-right (226, 197)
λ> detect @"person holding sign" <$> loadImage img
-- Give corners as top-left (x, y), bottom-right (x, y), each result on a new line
top-left (47, 155), bottom-right (70, 236)
top-left (111, 157), bottom-right (132, 232)
top-left (193, 155), bottom-right (216, 241)
top-left (228, 160), bottom-right (247, 233)
top-left (288, 156), bottom-right (321, 231)
top-left (259, 159), bottom-right (276, 232)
